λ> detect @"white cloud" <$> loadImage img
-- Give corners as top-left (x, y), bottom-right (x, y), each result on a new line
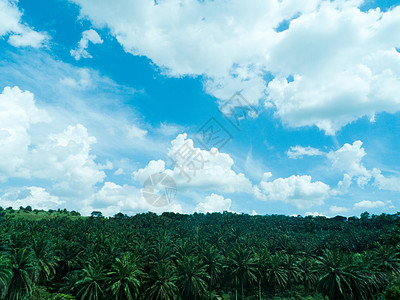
top-left (167, 133), bottom-right (253, 193)
top-left (0, 186), bottom-right (63, 210)
top-left (328, 141), bottom-right (400, 194)
top-left (195, 193), bottom-right (231, 213)
top-left (0, 0), bottom-right (48, 48)
top-left (71, 0), bottom-right (400, 133)
top-left (60, 68), bottom-right (93, 90)
top-left (86, 181), bottom-right (182, 216)
top-left (329, 205), bottom-right (349, 214)
top-left (372, 168), bottom-right (400, 192)
top-left (330, 173), bottom-right (353, 195)
top-left (267, 5), bottom-right (400, 134)
top-left (0, 86), bottom-right (50, 180)
top-left (28, 124), bottom-right (106, 198)
top-left (287, 145), bottom-right (324, 159)
top-left (70, 29), bottom-right (103, 60)
top-left (114, 168), bottom-right (124, 175)
top-left (129, 133), bottom-right (253, 213)
top-left (354, 200), bottom-right (385, 209)
top-left (305, 211), bottom-right (325, 217)
top-left (156, 122), bottom-right (184, 137)
top-left (255, 172), bottom-right (330, 209)
top-left (328, 141), bottom-right (371, 187)
top-left (127, 124), bottom-right (147, 139)
top-left (132, 160), bottom-right (167, 184)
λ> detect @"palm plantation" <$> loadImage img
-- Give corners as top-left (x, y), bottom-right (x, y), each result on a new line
top-left (1, 207), bottom-right (400, 299)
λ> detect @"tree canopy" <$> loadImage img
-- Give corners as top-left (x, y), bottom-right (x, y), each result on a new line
top-left (1, 207), bottom-right (400, 299)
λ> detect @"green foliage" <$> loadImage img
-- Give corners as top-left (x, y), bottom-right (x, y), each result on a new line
top-left (0, 255), bottom-right (12, 298)
top-left (107, 252), bottom-right (144, 299)
top-left (176, 256), bottom-right (209, 299)
top-left (385, 285), bottom-right (400, 300)
top-left (1, 210), bottom-right (400, 299)
top-left (91, 211), bottom-right (103, 218)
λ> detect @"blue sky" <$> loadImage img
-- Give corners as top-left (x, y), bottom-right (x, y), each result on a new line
top-left (1, 0), bottom-right (400, 217)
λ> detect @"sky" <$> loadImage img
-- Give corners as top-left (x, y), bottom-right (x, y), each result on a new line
top-left (1, 0), bottom-right (400, 217)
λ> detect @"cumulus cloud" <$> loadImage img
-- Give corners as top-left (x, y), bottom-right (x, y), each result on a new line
top-left (0, 86), bottom-right (50, 180)
top-left (167, 133), bottom-right (253, 193)
top-left (132, 160), bottom-right (167, 184)
top-left (71, 0), bottom-right (400, 133)
top-left (0, 0), bottom-right (48, 48)
top-left (195, 193), bottom-right (231, 213)
top-left (328, 141), bottom-right (371, 187)
top-left (27, 124), bottom-right (106, 198)
top-left (70, 29), bottom-right (103, 60)
top-left (0, 186), bottom-right (63, 210)
top-left (331, 173), bottom-right (352, 196)
top-left (354, 200), bottom-right (386, 209)
top-left (255, 172), bottom-right (330, 209)
top-left (371, 168), bottom-right (400, 192)
top-left (85, 181), bottom-right (182, 216)
top-left (287, 145), bottom-right (324, 159)
top-left (132, 133), bottom-right (252, 194)
top-left (0, 86), bottom-right (109, 209)
top-left (328, 140), bottom-right (400, 195)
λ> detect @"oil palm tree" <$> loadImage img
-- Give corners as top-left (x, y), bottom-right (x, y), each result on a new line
top-left (200, 244), bottom-right (223, 298)
top-left (107, 252), bottom-right (144, 300)
top-left (316, 249), bottom-right (369, 299)
top-left (176, 255), bottom-right (209, 299)
top-left (297, 256), bottom-right (319, 294)
top-left (57, 242), bottom-right (82, 277)
top-left (228, 247), bottom-right (258, 300)
top-left (281, 253), bottom-right (302, 296)
top-left (31, 237), bottom-right (58, 283)
top-left (372, 245), bottom-right (400, 274)
top-left (265, 252), bottom-right (288, 295)
top-left (6, 248), bottom-right (38, 300)
top-left (0, 255), bottom-right (12, 298)
top-left (75, 264), bottom-right (106, 300)
top-left (146, 262), bottom-right (178, 300)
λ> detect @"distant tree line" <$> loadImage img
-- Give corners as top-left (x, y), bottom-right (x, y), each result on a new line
top-left (1, 208), bottom-right (400, 299)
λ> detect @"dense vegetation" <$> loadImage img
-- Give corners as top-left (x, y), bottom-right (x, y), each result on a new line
top-left (1, 207), bottom-right (400, 299)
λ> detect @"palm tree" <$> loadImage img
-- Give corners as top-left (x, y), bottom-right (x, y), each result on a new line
top-left (57, 243), bottom-right (82, 277)
top-left (199, 244), bottom-right (223, 298)
top-left (228, 247), bottom-right (258, 300)
top-left (372, 245), bottom-right (400, 274)
top-left (107, 252), bottom-right (144, 300)
top-left (0, 255), bottom-right (12, 298)
top-left (316, 249), bottom-right (369, 299)
top-left (265, 252), bottom-right (288, 295)
top-left (31, 237), bottom-right (58, 283)
top-left (281, 253), bottom-right (302, 296)
top-left (176, 255), bottom-right (209, 299)
top-left (297, 256), bottom-right (319, 294)
top-left (146, 262), bottom-right (178, 300)
top-left (6, 248), bottom-right (38, 300)
top-left (75, 264), bottom-right (106, 300)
